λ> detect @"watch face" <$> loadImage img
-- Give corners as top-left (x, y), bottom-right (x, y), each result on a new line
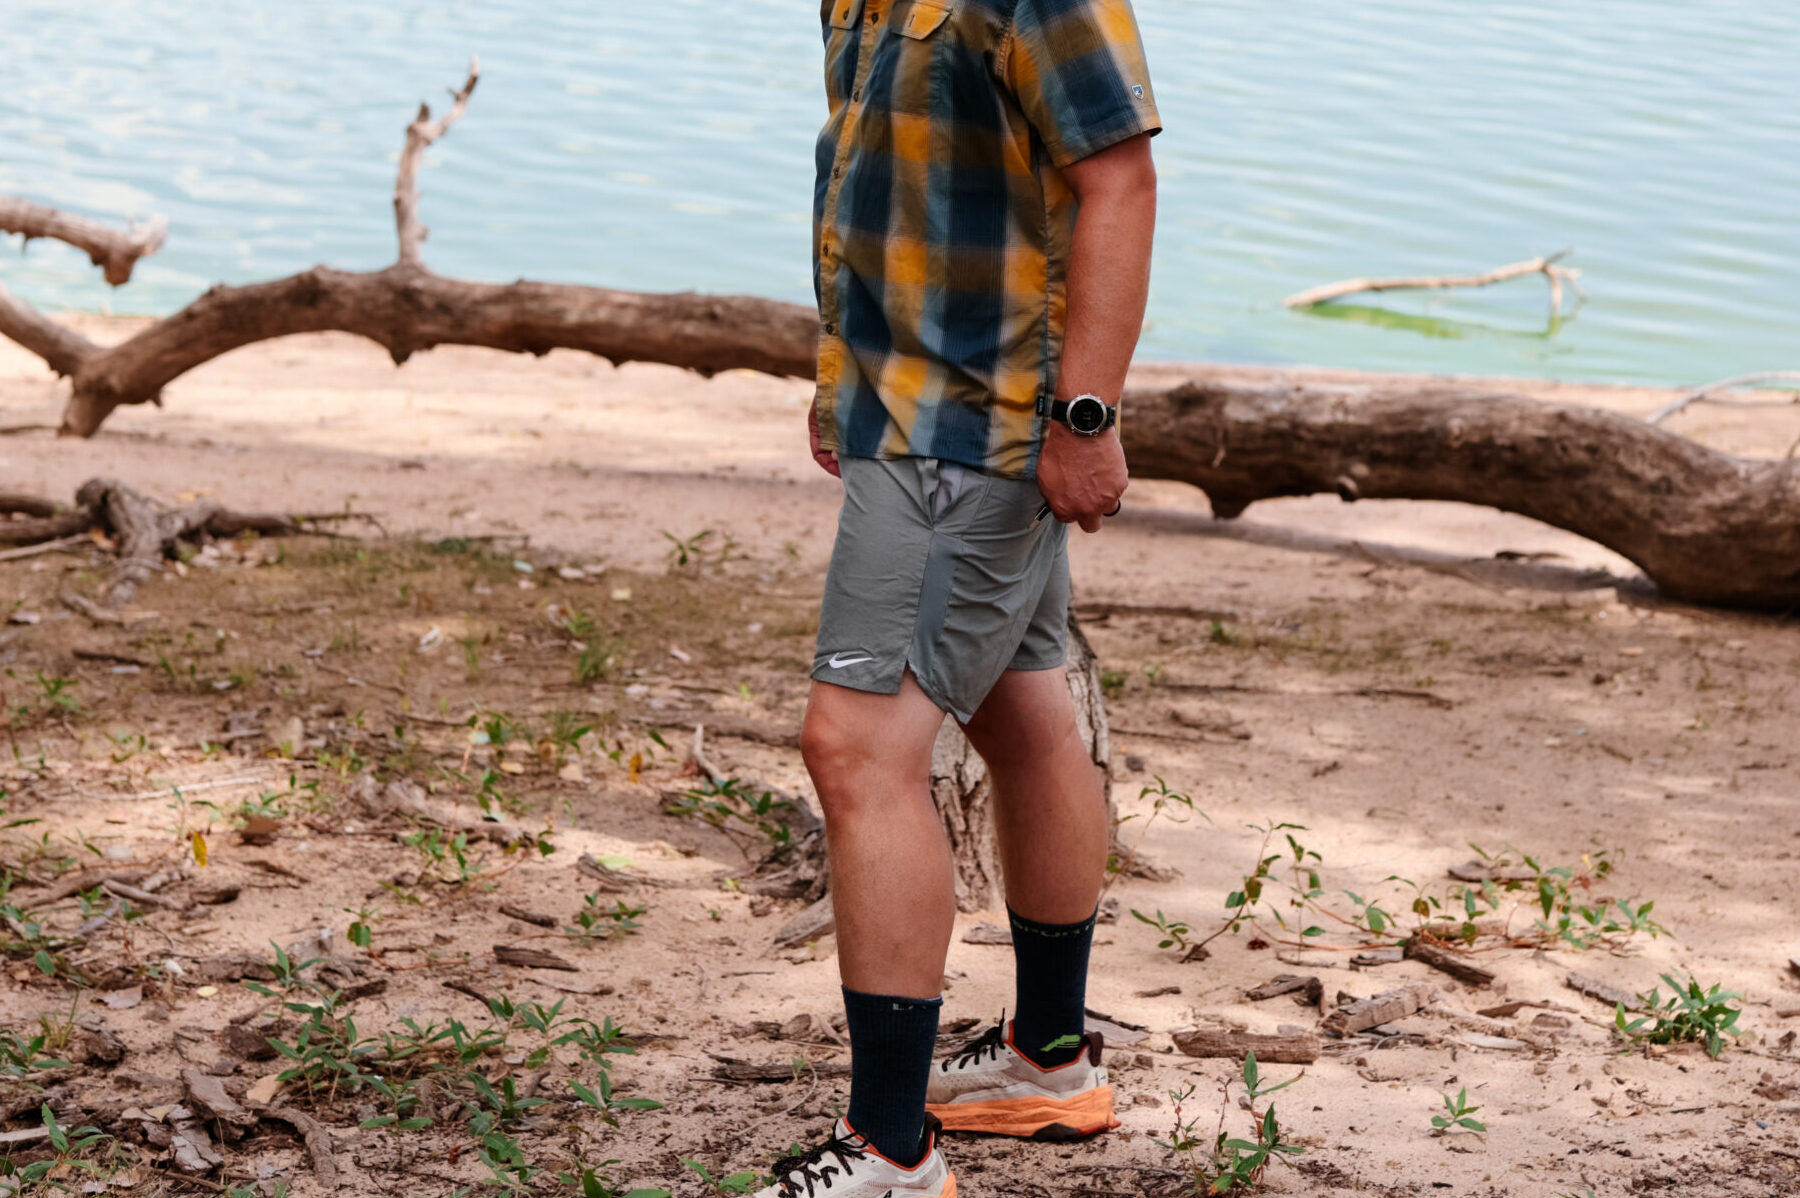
top-left (1067, 396), bottom-right (1108, 434)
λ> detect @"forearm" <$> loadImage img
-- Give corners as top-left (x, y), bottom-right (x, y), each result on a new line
top-left (1056, 145), bottom-right (1156, 402)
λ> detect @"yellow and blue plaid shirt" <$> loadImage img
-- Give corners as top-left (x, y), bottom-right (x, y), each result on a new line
top-left (813, 0), bottom-right (1161, 479)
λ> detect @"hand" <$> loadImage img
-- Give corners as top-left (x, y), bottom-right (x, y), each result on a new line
top-left (808, 399), bottom-right (841, 478)
top-left (1037, 423), bottom-right (1127, 533)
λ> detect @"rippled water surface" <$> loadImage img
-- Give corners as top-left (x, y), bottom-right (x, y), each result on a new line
top-left (4, 1), bottom-right (1797, 384)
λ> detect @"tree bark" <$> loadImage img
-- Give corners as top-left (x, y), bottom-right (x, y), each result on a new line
top-left (1118, 378), bottom-right (1800, 610)
top-left (930, 618), bottom-right (1112, 912)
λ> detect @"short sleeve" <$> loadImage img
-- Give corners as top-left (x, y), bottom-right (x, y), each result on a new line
top-left (1003, 0), bottom-right (1162, 169)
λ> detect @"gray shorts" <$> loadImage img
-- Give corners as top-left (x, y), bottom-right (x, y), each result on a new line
top-left (812, 455), bottom-right (1070, 723)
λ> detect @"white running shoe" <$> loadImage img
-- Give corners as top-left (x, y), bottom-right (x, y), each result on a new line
top-left (748, 1115), bottom-right (956, 1198)
top-left (925, 1018), bottom-right (1118, 1140)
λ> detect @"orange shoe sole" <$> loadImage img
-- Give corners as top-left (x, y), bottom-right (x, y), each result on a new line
top-left (927, 1084), bottom-right (1119, 1140)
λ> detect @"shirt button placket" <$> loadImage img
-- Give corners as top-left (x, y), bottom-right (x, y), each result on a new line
top-left (820, 0), bottom-right (883, 349)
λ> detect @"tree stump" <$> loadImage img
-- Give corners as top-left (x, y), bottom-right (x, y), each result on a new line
top-left (931, 618), bottom-right (1112, 912)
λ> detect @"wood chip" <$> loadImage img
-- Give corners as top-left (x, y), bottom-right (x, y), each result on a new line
top-left (1459, 1033), bottom-right (1530, 1051)
top-left (182, 1069), bottom-right (257, 1135)
top-left (498, 903), bottom-right (556, 928)
top-left (961, 921), bottom-right (1013, 946)
top-left (1476, 1001), bottom-right (1530, 1018)
top-left (1350, 946), bottom-right (1404, 968)
top-left (1446, 860), bottom-right (1538, 883)
top-left (1173, 1027), bottom-right (1320, 1064)
top-left (493, 944), bottom-right (578, 971)
top-left (1403, 938), bottom-right (1496, 988)
top-left (711, 1060), bottom-right (852, 1083)
top-left (1245, 974), bottom-right (1321, 1003)
top-left (1084, 1014), bottom-right (1149, 1046)
top-left (773, 896), bottom-right (835, 950)
top-left (1322, 983), bottom-right (1437, 1037)
top-left (1567, 970), bottom-right (1639, 1010)
top-left (1134, 985), bottom-right (1181, 998)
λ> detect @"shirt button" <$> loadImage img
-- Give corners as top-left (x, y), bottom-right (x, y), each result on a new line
top-left (823, 322), bottom-right (838, 336)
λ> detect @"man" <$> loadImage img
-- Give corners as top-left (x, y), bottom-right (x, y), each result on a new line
top-left (749, 0), bottom-right (1158, 1193)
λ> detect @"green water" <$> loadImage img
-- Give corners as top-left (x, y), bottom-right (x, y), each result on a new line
top-left (3, 1), bottom-right (1796, 386)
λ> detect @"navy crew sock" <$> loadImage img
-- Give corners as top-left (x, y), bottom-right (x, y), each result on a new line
top-left (842, 986), bottom-right (942, 1167)
top-left (1009, 905), bottom-right (1097, 1067)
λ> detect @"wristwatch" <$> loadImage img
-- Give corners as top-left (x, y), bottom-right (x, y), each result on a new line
top-left (1049, 393), bottom-right (1117, 437)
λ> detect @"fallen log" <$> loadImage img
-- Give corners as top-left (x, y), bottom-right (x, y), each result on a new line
top-left (1117, 378), bottom-right (1800, 609)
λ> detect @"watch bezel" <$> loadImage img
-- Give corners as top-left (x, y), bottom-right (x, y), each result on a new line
top-left (1063, 393), bottom-right (1112, 436)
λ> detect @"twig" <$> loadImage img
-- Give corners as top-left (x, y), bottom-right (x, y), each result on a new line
top-left (1644, 371), bottom-right (1800, 425)
top-left (1284, 251), bottom-right (1582, 313)
top-left (263, 1105), bottom-right (341, 1189)
top-left (57, 774), bottom-right (269, 802)
top-left (0, 534), bottom-right (89, 562)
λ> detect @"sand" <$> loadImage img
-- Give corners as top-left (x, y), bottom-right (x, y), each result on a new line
top-left (1, 321), bottom-right (1797, 1197)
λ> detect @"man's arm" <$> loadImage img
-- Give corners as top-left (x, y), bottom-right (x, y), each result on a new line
top-left (1036, 131), bottom-right (1156, 532)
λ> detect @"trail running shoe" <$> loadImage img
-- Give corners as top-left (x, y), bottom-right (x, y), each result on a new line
top-left (924, 1018), bottom-right (1118, 1140)
top-left (749, 1115), bottom-right (955, 1198)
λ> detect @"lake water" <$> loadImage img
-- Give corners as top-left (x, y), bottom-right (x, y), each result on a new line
top-left (4, 1), bottom-right (1797, 387)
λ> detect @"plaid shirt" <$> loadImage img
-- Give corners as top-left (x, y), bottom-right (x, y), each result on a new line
top-left (813, 0), bottom-right (1161, 479)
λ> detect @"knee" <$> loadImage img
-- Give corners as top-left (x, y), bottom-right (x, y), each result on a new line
top-left (800, 707), bottom-right (864, 820)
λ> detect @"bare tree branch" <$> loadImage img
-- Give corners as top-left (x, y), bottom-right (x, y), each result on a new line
top-left (1283, 251), bottom-right (1585, 313)
top-left (395, 57), bottom-right (480, 265)
top-left (0, 195), bottom-right (168, 285)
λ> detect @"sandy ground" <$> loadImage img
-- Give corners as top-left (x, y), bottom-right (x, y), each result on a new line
top-left (2, 322), bottom-right (1798, 1198)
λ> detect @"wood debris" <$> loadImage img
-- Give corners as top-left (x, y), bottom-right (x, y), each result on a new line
top-left (1322, 983), bottom-right (1437, 1037)
top-left (1173, 1027), bottom-right (1320, 1064)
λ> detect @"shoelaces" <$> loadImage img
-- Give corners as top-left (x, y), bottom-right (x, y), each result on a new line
top-left (942, 1019), bottom-right (1007, 1071)
top-left (769, 1132), bottom-right (868, 1197)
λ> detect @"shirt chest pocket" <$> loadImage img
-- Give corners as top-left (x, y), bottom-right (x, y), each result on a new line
top-left (876, 0), bottom-right (956, 114)
top-left (891, 0), bottom-right (954, 39)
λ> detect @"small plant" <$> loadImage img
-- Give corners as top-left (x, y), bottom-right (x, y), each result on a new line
top-left (680, 1158), bottom-right (760, 1195)
top-left (1130, 907), bottom-right (1193, 956)
top-left (1430, 1087), bottom-right (1487, 1136)
top-left (1099, 668), bottom-right (1127, 699)
top-left (662, 529), bottom-right (715, 569)
top-left (7, 1105), bottom-right (116, 1191)
top-left (1156, 1051), bottom-right (1303, 1194)
top-left (665, 777), bottom-right (798, 862)
top-left (567, 895), bottom-right (646, 943)
top-left (1106, 776), bottom-right (1205, 895)
top-left (1615, 973), bottom-right (1743, 1059)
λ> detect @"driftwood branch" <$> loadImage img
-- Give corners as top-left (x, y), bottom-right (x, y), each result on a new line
top-left (0, 64), bottom-right (815, 438)
top-left (1644, 370), bottom-right (1800, 425)
top-left (1283, 252), bottom-right (1584, 314)
top-left (0, 195), bottom-right (167, 285)
top-left (395, 58), bottom-right (480, 265)
top-left (1117, 377), bottom-right (1800, 609)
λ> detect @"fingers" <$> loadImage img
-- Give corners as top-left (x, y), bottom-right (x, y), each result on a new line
top-left (1077, 512), bottom-right (1103, 534)
top-left (814, 449), bottom-right (841, 478)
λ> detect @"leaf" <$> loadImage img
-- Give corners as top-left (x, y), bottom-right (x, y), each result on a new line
top-left (33, 949), bottom-right (54, 976)
top-left (191, 830), bottom-right (208, 867)
top-left (1458, 1117), bottom-right (1487, 1132)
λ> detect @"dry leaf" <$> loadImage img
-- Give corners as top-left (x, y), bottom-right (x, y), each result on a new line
top-left (628, 752), bottom-right (642, 784)
top-left (191, 831), bottom-right (208, 867)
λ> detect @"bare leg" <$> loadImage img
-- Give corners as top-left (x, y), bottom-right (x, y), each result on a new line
top-left (801, 671), bottom-right (954, 997)
top-left (961, 666), bottom-right (1107, 923)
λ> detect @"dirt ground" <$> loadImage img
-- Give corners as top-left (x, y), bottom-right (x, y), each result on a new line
top-left (2, 322), bottom-right (1798, 1198)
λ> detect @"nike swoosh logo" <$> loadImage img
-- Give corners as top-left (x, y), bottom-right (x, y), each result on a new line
top-left (827, 653), bottom-right (874, 669)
